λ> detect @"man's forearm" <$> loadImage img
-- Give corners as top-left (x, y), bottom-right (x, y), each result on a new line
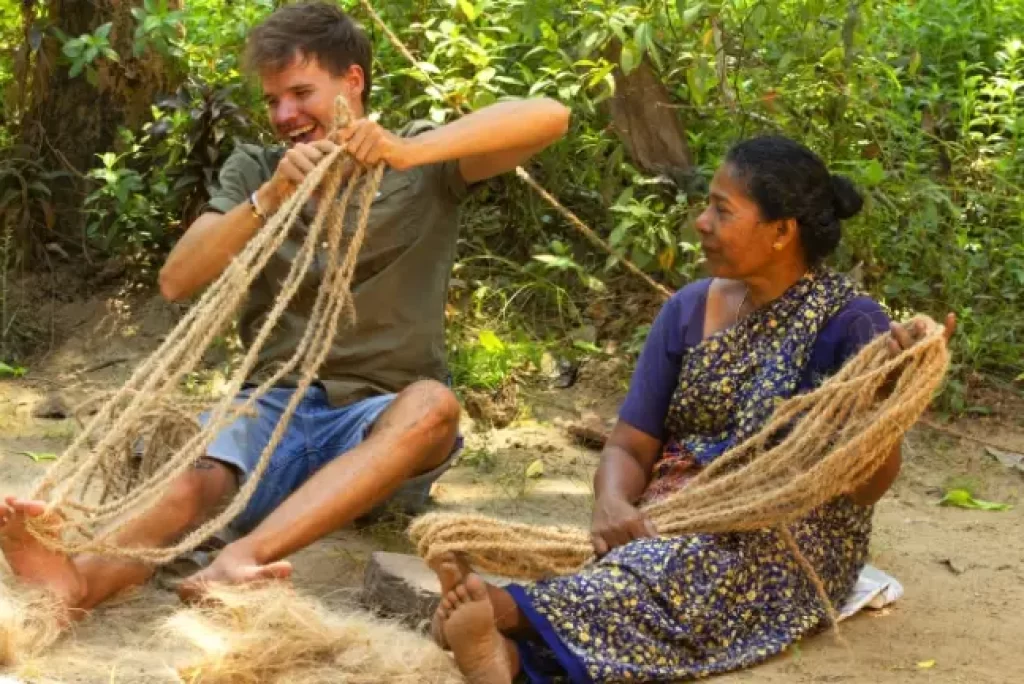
top-left (401, 98), bottom-right (569, 180)
top-left (159, 195), bottom-right (265, 301)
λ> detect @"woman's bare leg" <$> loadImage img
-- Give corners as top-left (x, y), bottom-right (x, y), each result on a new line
top-left (432, 552), bottom-right (533, 647)
top-left (442, 573), bottom-right (520, 684)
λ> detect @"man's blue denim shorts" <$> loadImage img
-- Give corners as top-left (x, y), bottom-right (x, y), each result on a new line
top-left (202, 384), bottom-right (459, 534)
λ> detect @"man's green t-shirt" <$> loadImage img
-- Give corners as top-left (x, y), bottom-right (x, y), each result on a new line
top-left (205, 122), bottom-right (469, 407)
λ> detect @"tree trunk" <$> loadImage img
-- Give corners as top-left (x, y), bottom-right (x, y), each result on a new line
top-left (17, 0), bottom-right (183, 250)
top-left (603, 39), bottom-right (693, 186)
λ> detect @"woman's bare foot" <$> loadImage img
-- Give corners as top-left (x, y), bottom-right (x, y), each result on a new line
top-left (0, 497), bottom-right (87, 620)
top-left (430, 551), bottom-right (472, 648)
top-left (444, 574), bottom-right (514, 684)
top-left (176, 543), bottom-right (293, 603)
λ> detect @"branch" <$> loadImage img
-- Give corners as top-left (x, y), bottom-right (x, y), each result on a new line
top-left (711, 16), bottom-right (738, 114)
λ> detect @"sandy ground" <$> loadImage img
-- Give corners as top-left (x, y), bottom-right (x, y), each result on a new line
top-left (1, 291), bottom-right (1022, 683)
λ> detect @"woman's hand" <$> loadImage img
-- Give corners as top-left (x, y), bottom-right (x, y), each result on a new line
top-left (590, 495), bottom-right (657, 556)
top-left (887, 312), bottom-right (956, 355)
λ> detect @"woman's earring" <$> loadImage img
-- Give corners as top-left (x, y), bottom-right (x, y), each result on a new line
top-left (773, 243), bottom-right (783, 251)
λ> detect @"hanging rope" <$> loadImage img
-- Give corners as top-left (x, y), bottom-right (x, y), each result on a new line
top-left (411, 317), bottom-right (951, 631)
top-left (22, 98), bottom-right (383, 565)
top-left (356, 0), bottom-right (674, 300)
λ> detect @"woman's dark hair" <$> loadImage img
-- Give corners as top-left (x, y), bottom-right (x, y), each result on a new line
top-left (725, 136), bottom-right (863, 264)
top-left (245, 2), bottom-right (373, 106)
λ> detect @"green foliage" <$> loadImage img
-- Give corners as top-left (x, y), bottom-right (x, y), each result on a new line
top-left (54, 22), bottom-right (119, 85)
top-left (0, 1), bottom-right (20, 121)
top-left (0, 146), bottom-right (70, 258)
top-left (84, 143), bottom-right (168, 257)
top-left (364, 0), bottom-right (1024, 384)
top-left (82, 79), bottom-right (258, 259)
top-left (0, 360), bottom-right (26, 377)
top-left (458, 446), bottom-right (497, 473)
top-left (1, 0), bottom-right (1021, 390)
top-left (448, 328), bottom-right (544, 391)
top-left (131, 0), bottom-right (186, 59)
top-left (939, 487), bottom-right (1012, 511)
top-left (152, 80), bottom-right (260, 223)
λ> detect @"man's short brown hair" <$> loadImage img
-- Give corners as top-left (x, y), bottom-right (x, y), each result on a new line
top-left (245, 1), bottom-right (373, 106)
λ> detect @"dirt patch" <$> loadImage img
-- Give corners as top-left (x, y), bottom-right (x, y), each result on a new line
top-left (1, 285), bottom-right (1022, 682)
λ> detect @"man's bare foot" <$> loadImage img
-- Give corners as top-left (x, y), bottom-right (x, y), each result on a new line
top-left (430, 551), bottom-right (472, 648)
top-left (176, 544), bottom-right (293, 603)
top-left (0, 497), bottom-right (86, 619)
top-left (443, 574), bottom-right (514, 684)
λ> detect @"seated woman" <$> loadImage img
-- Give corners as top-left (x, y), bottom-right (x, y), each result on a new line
top-left (430, 135), bottom-right (953, 684)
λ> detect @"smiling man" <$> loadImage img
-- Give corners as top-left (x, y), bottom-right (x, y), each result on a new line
top-left (0, 1), bottom-right (568, 617)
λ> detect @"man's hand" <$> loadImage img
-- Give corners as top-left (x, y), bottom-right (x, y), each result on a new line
top-left (887, 312), bottom-right (956, 355)
top-left (335, 119), bottom-right (415, 169)
top-left (260, 140), bottom-right (340, 213)
top-left (590, 494), bottom-right (657, 556)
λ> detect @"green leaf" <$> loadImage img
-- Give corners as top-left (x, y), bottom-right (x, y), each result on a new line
top-left (635, 23), bottom-right (652, 56)
top-left (908, 51), bottom-right (921, 77)
top-left (21, 451), bottom-right (58, 463)
top-left (862, 160), bottom-right (885, 187)
top-left (69, 60), bottom-right (84, 78)
top-left (573, 339), bottom-right (603, 354)
top-left (62, 41), bottom-right (83, 58)
top-left (472, 90), bottom-right (497, 109)
top-left (939, 488), bottom-right (1011, 511)
top-left (458, 0), bottom-right (477, 22)
top-left (533, 254), bottom-right (576, 270)
top-left (682, 3), bottom-right (704, 27)
top-left (819, 46), bottom-right (845, 69)
top-left (525, 459), bottom-right (545, 478)
top-left (0, 362), bottom-right (27, 377)
top-left (778, 51), bottom-right (795, 73)
top-left (686, 65), bottom-right (704, 106)
top-left (415, 61), bottom-right (441, 75)
top-left (477, 330), bottom-right (505, 353)
top-left (476, 67), bottom-right (496, 83)
top-left (620, 40), bottom-right (640, 75)
top-left (95, 22), bottom-right (113, 40)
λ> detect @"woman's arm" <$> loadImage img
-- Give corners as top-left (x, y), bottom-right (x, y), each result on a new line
top-left (594, 422), bottom-right (662, 503)
top-left (849, 444), bottom-right (901, 505)
top-left (588, 284), bottom-right (706, 554)
top-left (590, 421), bottom-right (663, 555)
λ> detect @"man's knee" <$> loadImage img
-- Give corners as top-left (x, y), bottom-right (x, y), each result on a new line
top-left (165, 460), bottom-right (236, 524)
top-left (399, 379), bottom-right (460, 437)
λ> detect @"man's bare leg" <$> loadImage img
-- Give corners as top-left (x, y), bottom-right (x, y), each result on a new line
top-left (73, 458), bottom-right (241, 609)
top-left (0, 497), bottom-right (86, 622)
top-left (0, 458), bottom-right (238, 618)
top-left (178, 380), bottom-right (459, 600)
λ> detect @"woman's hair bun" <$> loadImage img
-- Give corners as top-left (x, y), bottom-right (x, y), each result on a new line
top-left (831, 174), bottom-right (864, 220)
